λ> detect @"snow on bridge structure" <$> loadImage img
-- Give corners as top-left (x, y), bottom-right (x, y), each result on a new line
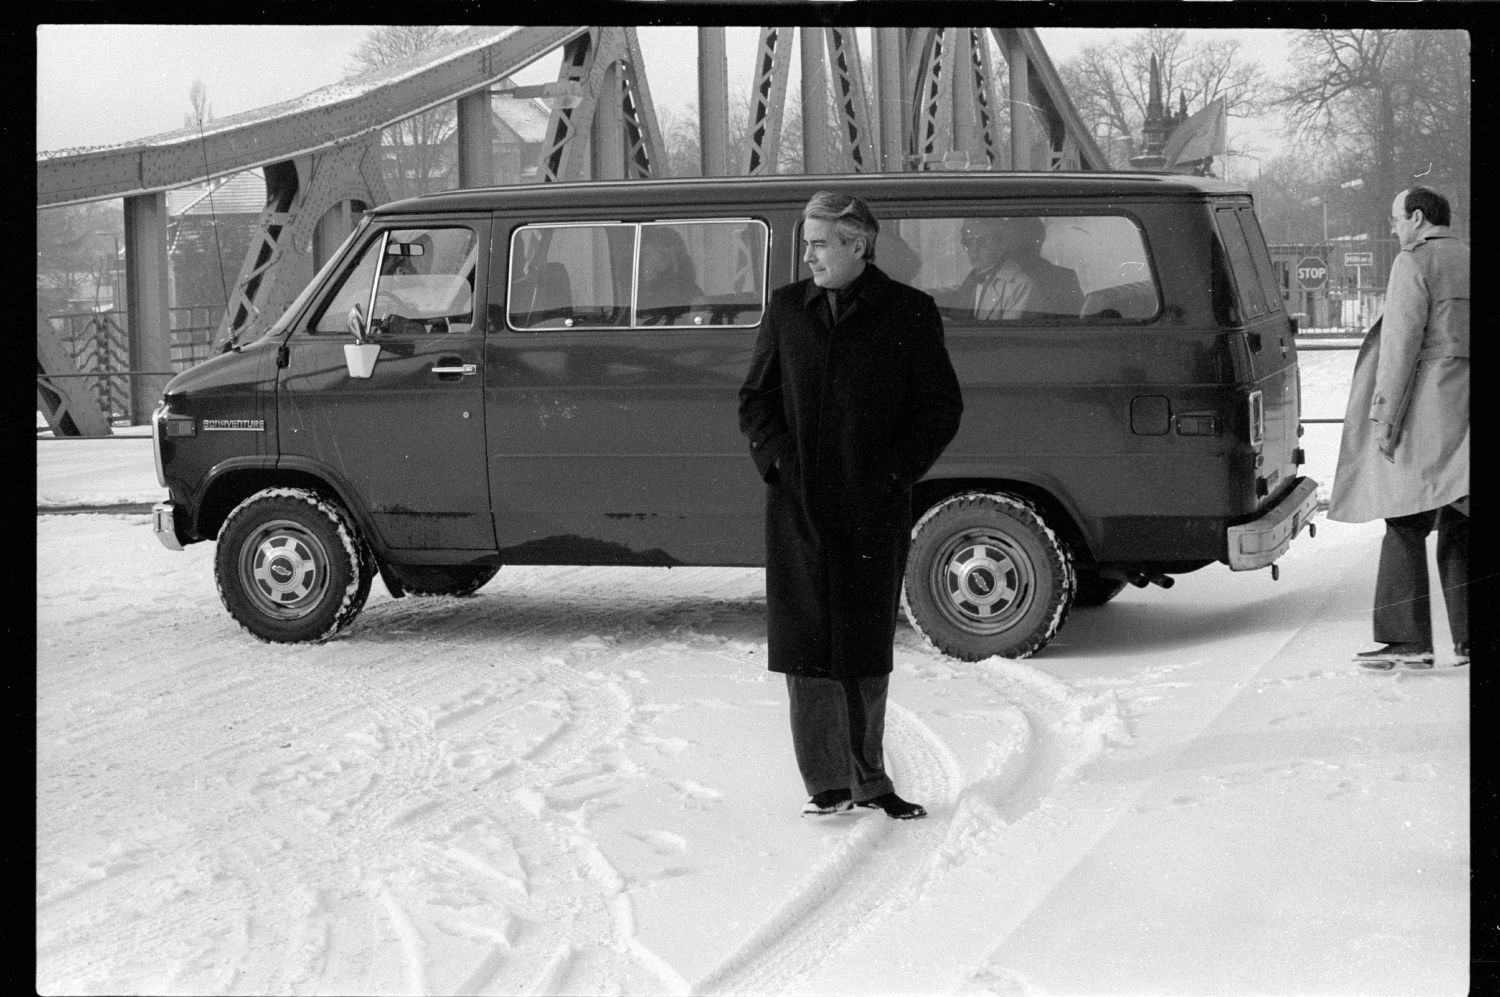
top-left (36, 25), bottom-right (1104, 434)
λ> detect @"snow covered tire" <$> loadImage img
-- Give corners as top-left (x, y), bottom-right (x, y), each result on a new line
top-left (214, 488), bottom-right (373, 644)
top-left (387, 564), bottom-right (499, 598)
top-left (902, 491), bottom-right (1075, 661)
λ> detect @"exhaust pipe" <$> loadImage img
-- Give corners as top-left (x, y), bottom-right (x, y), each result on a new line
top-left (1125, 572), bottom-right (1174, 590)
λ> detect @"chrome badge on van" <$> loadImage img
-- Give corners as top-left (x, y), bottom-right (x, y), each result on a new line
top-left (201, 419), bottom-right (265, 432)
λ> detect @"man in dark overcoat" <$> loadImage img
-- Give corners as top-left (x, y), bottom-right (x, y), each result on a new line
top-left (738, 192), bottom-right (963, 819)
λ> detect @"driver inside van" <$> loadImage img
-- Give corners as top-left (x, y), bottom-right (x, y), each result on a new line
top-left (942, 216), bottom-right (1082, 321)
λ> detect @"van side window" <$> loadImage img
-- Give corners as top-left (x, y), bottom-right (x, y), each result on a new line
top-left (310, 227), bottom-right (477, 336)
top-left (506, 220), bottom-right (768, 331)
top-left (637, 221), bottom-right (767, 327)
top-left (886, 215), bottom-right (1159, 324)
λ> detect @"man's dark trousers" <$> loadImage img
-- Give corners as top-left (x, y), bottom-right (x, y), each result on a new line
top-left (1375, 501), bottom-right (1468, 646)
top-left (785, 674), bottom-right (896, 801)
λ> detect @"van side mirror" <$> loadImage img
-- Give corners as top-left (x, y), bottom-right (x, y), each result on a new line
top-left (347, 303), bottom-right (367, 343)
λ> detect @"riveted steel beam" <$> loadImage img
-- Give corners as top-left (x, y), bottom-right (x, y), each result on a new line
top-left (873, 28), bottom-right (908, 172)
top-left (904, 27), bottom-right (1105, 172)
top-left (618, 27), bottom-right (665, 179)
top-left (37, 26), bottom-right (586, 208)
top-left (744, 27), bottom-right (795, 176)
top-left (912, 28), bottom-right (951, 170)
top-left (698, 28), bottom-right (729, 176)
top-left (218, 141), bottom-right (390, 349)
top-left (824, 27), bottom-right (876, 173)
top-left (991, 28), bottom-right (1108, 171)
top-left (802, 30), bottom-right (830, 174)
top-left (539, 27), bottom-right (664, 183)
top-left (124, 193), bottom-right (173, 422)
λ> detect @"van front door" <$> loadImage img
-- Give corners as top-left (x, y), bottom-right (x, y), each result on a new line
top-left (277, 220), bottom-right (495, 552)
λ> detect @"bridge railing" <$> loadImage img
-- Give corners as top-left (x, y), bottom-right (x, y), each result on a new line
top-left (38, 305), bottom-right (223, 430)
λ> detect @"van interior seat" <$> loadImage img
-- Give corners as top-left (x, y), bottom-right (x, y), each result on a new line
top-left (521, 261), bottom-right (574, 327)
top-left (1081, 280), bottom-right (1158, 321)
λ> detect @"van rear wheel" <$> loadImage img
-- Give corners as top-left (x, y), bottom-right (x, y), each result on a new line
top-left (902, 492), bottom-right (1075, 661)
top-left (214, 488), bottom-right (372, 644)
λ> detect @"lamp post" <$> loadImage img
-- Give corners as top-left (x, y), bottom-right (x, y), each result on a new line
top-left (1304, 178), bottom-right (1365, 245)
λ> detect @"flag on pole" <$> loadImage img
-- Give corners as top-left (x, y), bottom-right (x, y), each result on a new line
top-left (1164, 96), bottom-right (1228, 168)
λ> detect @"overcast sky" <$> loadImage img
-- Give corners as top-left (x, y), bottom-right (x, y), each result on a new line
top-left (36, 24), bottom-right (1293, 165)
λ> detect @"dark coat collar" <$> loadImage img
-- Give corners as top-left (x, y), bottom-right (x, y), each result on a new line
top-left (800, 263), bottom-right (889, 318)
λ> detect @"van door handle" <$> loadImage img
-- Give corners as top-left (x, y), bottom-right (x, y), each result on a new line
top-left (431, 359), bottom-right (477, 378)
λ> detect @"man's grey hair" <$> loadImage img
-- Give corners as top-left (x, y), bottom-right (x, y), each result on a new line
top-left (803, 191), bottom-right (880, 261)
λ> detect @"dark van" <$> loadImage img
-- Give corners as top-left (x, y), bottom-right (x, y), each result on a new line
top-left (152, 172), bottom-right (1319, 660)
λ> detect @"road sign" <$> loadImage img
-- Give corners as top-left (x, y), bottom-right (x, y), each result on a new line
top-left (1296, 256), bottom-right (1328, 288)
top-left (1344, 252), bottom-right (1374, 266)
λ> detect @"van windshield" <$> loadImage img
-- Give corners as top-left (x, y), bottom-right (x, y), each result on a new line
top-left (264, 218), bottom-right (370, 338)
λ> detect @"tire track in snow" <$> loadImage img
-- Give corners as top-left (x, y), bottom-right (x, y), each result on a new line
top-left (695, 655), bottom-right (1127, 996)
top-left (692, 698), bottom-right (962, 996)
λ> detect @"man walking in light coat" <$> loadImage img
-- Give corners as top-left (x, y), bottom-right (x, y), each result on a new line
top-left (1328, 185), bottom-right (1469, 669)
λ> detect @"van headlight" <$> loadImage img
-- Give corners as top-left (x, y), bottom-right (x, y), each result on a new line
top-left (152, 404), bottom-right (196, 488)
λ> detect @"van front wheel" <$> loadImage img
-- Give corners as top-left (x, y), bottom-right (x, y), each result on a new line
top-left (215, 488), bottom-right (372, 643)
top-left (902, 492), bottom-right (1075, 661)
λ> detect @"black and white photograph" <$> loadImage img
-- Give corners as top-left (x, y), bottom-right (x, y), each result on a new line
top-left (36, 11), bottom-right (1483, 995)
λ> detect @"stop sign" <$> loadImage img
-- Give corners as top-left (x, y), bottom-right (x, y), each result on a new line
top-left (1297, 256), bottom-right (1328, 288)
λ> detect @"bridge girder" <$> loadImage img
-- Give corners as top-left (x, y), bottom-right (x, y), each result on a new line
top-left (36, 26), bottom-right (587, 209)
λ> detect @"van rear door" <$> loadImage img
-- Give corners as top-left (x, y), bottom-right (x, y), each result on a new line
top-left (1215, 204), bottom-right (1303, 506)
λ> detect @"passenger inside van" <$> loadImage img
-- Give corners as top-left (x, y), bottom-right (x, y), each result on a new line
top-left (939, 216), bottom-right (1083, 321)
top-left (636, 227), bottom-right (705, 325)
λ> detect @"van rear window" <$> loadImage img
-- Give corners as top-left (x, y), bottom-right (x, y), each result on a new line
top-left (1215, 207), bottom-right (1283, 321)
top-left (870, 215), bottom-right (1159, 324)
top-left (505, 220), bottom-right (768, 331)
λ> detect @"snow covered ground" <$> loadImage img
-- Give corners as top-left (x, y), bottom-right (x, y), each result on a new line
top-left (35, 351), bottom-right (1471, 995)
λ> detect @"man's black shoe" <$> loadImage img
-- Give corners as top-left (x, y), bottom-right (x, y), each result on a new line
top-left (801, 789), bottom-right (854, 816)
top-left (1354, 643), bottom-right (1434, 670)
top-left (1454, 643), bottom-right (1470, 666)
top-left (856, 792), bottom-right (927, 820)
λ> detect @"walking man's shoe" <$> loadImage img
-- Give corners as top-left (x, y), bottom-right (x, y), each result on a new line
top-left (856, 792), bottom-right (928, 820)
top-left (802, 789), bottom-right (854, 816)
top-left (1454, 643), bottom-right (1470, 666)
top-left (1354, 642), bottom-right (1435, 670)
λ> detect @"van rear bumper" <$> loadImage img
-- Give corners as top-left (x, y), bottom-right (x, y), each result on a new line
top-left (1225, 476), bottom-right (1320, 571)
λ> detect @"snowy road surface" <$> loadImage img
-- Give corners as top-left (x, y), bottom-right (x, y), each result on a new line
top-left (35, 360), bottom-right (1471, 994)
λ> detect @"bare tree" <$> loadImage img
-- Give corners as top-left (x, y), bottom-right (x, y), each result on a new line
top-left (1277, 29), bottom-right (1470, 236)
top-left (658, 90), bottom-right (816, 178)
top-left (184, 79), bottom-right (211, 130)
top-left (348, 27), bottom-right (463, 199)
top-left (1059, 29), bottom-right (1269, 168)
top-left (37, 203), bottom-right (124, 315)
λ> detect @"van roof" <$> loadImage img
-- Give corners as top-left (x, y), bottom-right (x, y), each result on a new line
top-left (372, 171), bottom-right (1246, 216)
